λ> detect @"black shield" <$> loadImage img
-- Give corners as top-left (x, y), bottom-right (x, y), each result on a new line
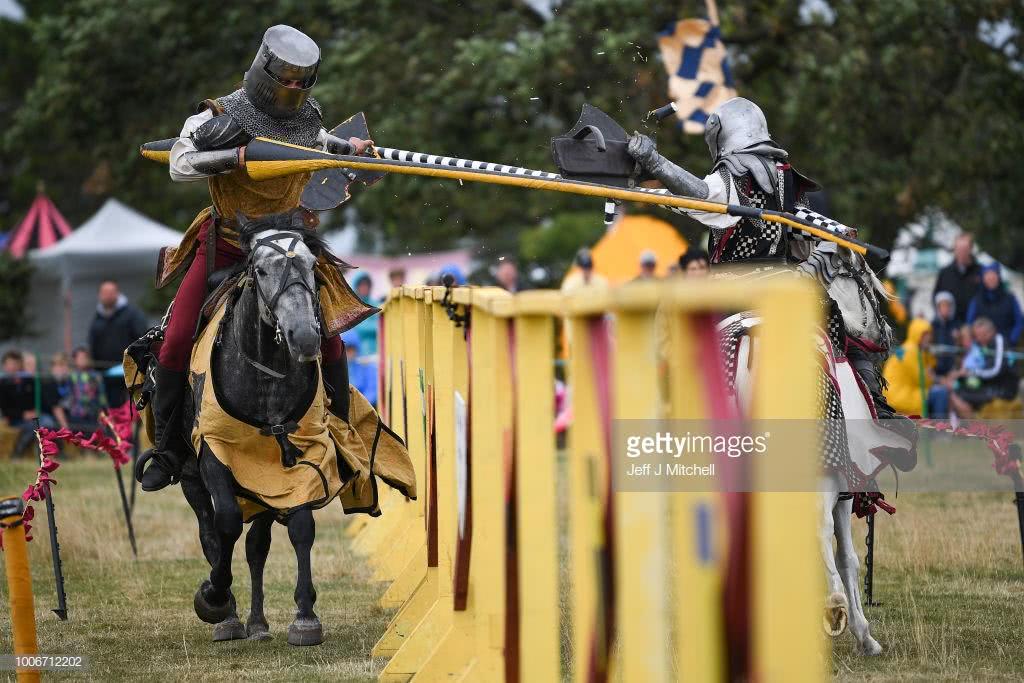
top-left (550, 104), bottom-right (635, 188)
top-left (300, 112), bottom-right (387, 211)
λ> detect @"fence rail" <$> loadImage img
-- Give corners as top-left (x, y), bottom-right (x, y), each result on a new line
top-left (350, 278), bottom-right (826, 682)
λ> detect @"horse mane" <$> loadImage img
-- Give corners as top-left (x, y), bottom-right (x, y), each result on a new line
top-left (238, 210), bottom-right (353, 271)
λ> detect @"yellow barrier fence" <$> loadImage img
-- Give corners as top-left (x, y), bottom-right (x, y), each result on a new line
top-left (356, 278), bottom-right (825, 682)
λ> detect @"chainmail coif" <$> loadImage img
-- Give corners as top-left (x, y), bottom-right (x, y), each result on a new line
top-left (217, 89), bottom-right (322, 148)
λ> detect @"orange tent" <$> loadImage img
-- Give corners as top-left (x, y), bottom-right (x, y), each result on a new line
top-left (562, 213), bottom-right (689, 286)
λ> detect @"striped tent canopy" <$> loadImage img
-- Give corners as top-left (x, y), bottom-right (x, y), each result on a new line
top-left (6, 189), bottom-right (72, 258)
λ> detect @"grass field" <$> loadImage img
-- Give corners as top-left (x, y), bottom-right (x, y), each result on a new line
top-left (2, 456), bottom-right (1024, 681)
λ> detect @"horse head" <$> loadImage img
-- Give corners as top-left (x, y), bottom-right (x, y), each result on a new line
top-left (239, 210), bottom-right (325, 362)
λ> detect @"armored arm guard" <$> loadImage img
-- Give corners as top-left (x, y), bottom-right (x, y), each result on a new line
top-left (175, 114), bottom-right (250, 176)
top-left (627, 133), bottom-right (710, 199)
top-left (183, 148), bottom-right (242, 176)
top-left (191, 114), bottom-right (252, 151)
top-left (321, 132), bottom-right (355, 156)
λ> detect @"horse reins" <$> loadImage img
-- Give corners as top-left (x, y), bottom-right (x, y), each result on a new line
top-left (238, 230), bottom-right (322, 377)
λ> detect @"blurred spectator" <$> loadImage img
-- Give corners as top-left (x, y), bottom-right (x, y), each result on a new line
top-left (388, 267), bottom-right (407, 290)
top-left (0, 349), bottom-right (61, 458)
top-left (60, 347), bottom-right (108, 432)
top-left (351, 272), bottom-right (381, 356)
top-left (931, 291), bottom-right (958, 377)
top-left (947, 317), bottom-right (1018, 418)
top-left (881, 318), bottom-right (933, 416)
top-left (965, 262), bottom-right (1023, 346)
top-left (932, 233), bottom-right (980, 324)
top-left (439, 263), bottom-right (468, 286)
top-left (342, 331), bottom-right (377, 407)
top-left (88, 280), bottom-right (148, 406)
top-left (22, 352), bottom-right (37, 374)
top-left (495, 256), bottom-right (520, 292)
top-left (635, 250), bottom-right (658, 281)
top-left (679, 248), bottom-right (710, 277)
top-left (562, 248), bottom-right (608, 293)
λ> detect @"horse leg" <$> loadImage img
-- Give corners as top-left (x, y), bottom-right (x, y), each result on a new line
top-left (834, 497), bottom-right (882, 655)
top-left (245, 512), bottom-right (274, 641)
top-left (285, 506), bottom-right (323, 646)
top-left (820, 484), bottom-right (849, 637)
top-left (193, 449), bottom-right (241, 627)
top-left (180, 470), bottom-right (219, 567)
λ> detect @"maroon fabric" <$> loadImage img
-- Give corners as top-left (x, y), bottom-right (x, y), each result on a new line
top-left (158, 223), bottom-right (342, 370)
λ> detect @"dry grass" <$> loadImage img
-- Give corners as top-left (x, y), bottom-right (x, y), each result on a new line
top-left (2, 453), bottom-right (1024, 681)
top-left (0, 458), bottom-right (392, 682)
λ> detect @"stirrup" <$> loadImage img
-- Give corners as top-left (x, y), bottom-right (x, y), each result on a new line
top-left (135, 448), bottom-right (181, 486)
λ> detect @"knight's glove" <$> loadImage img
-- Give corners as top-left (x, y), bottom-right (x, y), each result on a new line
top-left (322, 133), bottom-right (356, 156)
top-left (627, 132), bottom-right (709, 199)
top-left (797, 240), bottom-right (840, 288)
top-left (183, 148), bottom-right (242, 176)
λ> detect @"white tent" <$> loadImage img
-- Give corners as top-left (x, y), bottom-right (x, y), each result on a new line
top-left (31, 198), bottom-right (183, 279)
top-left (12, 199), bottom-right (182, 359)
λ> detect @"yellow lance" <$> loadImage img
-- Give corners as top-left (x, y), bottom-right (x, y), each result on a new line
top-left (139, 137), bottom-right (887, 259)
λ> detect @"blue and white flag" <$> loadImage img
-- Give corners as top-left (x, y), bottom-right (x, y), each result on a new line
top-left (657, 9), bottom-right (737, 135)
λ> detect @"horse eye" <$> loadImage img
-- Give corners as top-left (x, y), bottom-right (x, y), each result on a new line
top-left (255, 267), bottom-right (267, 276)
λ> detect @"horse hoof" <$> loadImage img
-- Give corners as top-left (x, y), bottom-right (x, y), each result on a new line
top-left (858, 636), bottom-right (883, 656)
top-left (823, 592), bottom-right (849, 637)
top-left (247, 620), bottom-right (272, 641)
top-left (194, 580), bottom-right (235, 625)
top-left (213, 616), bottom-right (247, 642)
top-left (287, 617), bottom-right (323, 646)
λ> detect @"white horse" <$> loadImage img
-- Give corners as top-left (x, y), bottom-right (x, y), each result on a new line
top-left (719, 249), bottom-right (914, 656)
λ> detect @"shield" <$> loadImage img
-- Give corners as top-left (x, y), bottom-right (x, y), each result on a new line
top-left (301, 112), bottom-right (386, 211)
top-left (550, 104), bottom-right (636, 188)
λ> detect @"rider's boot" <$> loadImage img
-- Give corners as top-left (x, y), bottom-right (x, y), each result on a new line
top-left (135, 361), bottom-right (190, 491)
top-left (322, 353), bottom-right (351, 423)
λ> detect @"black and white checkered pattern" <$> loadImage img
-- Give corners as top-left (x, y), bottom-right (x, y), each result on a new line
top-left (375, 147), bottom-right (561, 180)
top-left (793, 206), bottom-right (855, 238)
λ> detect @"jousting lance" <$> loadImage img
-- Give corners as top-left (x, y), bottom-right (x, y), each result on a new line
top-left (139, 136), bottom-right (887, 259)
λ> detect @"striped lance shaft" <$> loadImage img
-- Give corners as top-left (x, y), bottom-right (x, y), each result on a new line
top-left (376, 147), bottom-right (616, 225)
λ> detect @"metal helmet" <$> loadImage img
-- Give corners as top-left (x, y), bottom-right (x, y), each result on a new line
top-left (244, 25), bottom-right (320, 118)
top-left (703, 97), bottom-right (774, 160)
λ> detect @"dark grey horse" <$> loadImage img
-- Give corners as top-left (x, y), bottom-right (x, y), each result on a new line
top-left (179, 209), bottom-right (348, 646)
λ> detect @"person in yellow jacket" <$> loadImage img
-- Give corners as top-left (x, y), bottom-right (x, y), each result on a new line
top-left (882, 318), bottom-right (935, 416)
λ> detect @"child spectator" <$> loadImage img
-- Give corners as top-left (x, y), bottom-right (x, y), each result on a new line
top-left (882, 319), bottom-right (934, 416)
top-left (62, 347), bottom-right (108, 432)
top-left (1, 349), bottom-right (61, 457)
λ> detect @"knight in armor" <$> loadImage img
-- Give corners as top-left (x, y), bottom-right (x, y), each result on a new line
top-left (136, 25), bottom-right (376, 492)
top-left (626, 97), bottom-right (907, 426)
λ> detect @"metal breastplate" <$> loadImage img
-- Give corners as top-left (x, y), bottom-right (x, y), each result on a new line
top-left (217, 89), bottom-right (322, 148)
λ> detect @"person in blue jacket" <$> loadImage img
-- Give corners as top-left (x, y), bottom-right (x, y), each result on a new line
top-left (965, 262), bottom-right (1024, 347)
top-left (342, 330), bottom-right (378, 408)
top-left (351, 272), bottom-right (381, 356)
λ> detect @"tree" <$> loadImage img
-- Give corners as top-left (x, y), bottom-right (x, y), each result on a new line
top-left (3, 0), bottom-right (1022, 264)
top-left (0, 253), bottom-right (35, 341)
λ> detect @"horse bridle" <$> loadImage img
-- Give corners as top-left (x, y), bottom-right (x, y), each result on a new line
top-left (245, 230), bottom-right (321, 343)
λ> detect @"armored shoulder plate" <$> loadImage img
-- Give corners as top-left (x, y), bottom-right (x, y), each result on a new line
top-left (191, 114), bottom-right (252, 151)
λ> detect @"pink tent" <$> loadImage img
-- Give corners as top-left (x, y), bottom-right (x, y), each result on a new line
top-left (7, 189), bottom-right (72, 258)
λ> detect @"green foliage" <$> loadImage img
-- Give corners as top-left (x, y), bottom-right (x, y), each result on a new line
top-left (0, 252), bottom-right (35, 341)
top-left (519, 211), bottom-right (608, 275)
top-left (1, 0), bottom-right (1021, 263)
